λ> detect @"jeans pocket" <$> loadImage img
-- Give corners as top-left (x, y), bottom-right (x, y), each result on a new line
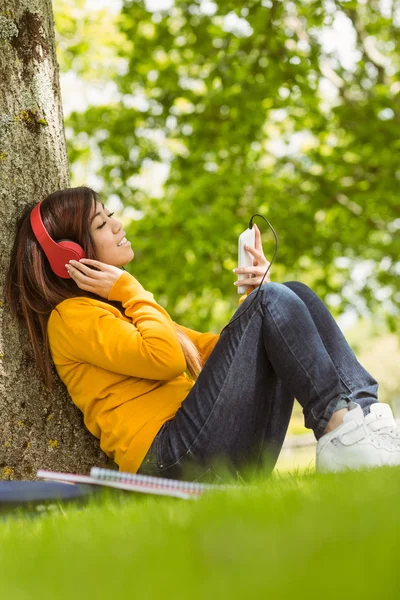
top-left (136, 444), bottom-right (159, 476)
top-left (137, 426), bottom-right (166, 476)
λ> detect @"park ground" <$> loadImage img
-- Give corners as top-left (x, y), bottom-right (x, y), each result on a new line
top-left (0, 466), bottom-right (399, 600)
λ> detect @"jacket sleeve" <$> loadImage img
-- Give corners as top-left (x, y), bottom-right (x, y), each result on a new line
top-left (48, 271), bottom-right (187, 380)
top-left (172, 286), bottom-right (254, 363)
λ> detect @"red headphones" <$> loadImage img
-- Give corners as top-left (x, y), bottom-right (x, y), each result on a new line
top-left (30, 201), bottom-right (86, 279)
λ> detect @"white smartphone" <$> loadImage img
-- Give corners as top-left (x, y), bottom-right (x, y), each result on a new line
top-left (237, 227), bottom-right (256, 294)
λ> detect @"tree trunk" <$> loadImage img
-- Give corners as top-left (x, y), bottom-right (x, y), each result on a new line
top-left (0, 0), bottom-right (115, 479)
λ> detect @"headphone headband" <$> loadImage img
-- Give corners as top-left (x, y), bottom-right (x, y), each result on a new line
top-left (30, 202), bottom-right (85, 278)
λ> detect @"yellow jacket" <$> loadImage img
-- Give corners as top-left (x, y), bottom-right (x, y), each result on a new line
top-left (47, 271), bottom-right (251, 473)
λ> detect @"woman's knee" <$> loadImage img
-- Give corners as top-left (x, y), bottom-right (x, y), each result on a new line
top-left (283, 281), bottom-right (315, 298)
top-left (283, 280), bottom-right (310, 291)
top-left (258, 281), bottom-right (300, 307)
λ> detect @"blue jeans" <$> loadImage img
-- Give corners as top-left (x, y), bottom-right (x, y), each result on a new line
top-left (137, 282), bottom-right (378, 481)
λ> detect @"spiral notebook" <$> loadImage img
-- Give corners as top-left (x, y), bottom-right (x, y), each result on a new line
top-left (37, 468), bottom-right (229, 500)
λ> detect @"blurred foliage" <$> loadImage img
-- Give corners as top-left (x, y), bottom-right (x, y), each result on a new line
top-left (54, 0), bottom-right (129, 80)
top-left (54, 0), bottom-right (400, 332)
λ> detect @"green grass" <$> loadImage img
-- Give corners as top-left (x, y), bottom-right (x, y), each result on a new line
top-left (1, 468), bottom-right (399, 599)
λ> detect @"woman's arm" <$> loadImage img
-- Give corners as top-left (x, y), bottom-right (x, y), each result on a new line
top-left (49, 271), bottom-right (186, 380)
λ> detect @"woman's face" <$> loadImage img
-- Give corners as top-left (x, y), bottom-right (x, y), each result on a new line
top-left (90, 200), bottom-right (134, 267)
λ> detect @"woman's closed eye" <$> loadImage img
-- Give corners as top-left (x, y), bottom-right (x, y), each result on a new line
top-left (97, 212), bottom-right (115, 229)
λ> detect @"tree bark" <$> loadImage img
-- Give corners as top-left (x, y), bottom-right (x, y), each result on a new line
top-left (0, 0), bottom-right (115, 479)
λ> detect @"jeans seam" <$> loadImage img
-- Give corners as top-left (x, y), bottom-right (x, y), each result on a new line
top-left (256, 376), bottom-right (278, 466)
top-left (326, 356), bottom-right (354, 393)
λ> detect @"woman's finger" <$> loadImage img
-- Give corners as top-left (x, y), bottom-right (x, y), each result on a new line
top-left (235, 274), bottom-right (268, 286)
top-left (69, 260), bottom-right (102, 277)
top-left (66, 264), bottom-right (84, 278)
top-left (244, 248), bottom-right (269, 269)
top-left (254, 224), bottom-right (262, 252)
top-left (234, 267), bottom-right (254, 274)
top-left (245, 244), bottom-right (262, 258)
top-left (235, 262), bottom-right (270, 274)
top-left (235, 279), bottom-right (254, 286)
top-left (79, 258), bottom-right (109, 270)
top-left (66, 264), bottom-right (98, 284)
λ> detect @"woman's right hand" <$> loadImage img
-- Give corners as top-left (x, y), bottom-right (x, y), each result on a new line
top-left (65, 259), bottom-right (124, 299)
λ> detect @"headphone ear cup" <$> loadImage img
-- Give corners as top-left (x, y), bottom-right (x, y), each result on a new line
top-left (57, 240), bottom-right (85, 259)
top-left (29, 202), bottom-right (87, 279)
top-left (49, 240), bottom-right (86, 279)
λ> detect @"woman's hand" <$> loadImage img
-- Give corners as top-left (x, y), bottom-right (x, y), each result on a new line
top-left (233, 224), bottom-right (271, 292)
top-left (65, 259), bottom-right (124, 299)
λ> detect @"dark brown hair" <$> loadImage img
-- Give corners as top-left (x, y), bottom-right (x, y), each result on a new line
top-left (5, 186), bottom-right (203, 390)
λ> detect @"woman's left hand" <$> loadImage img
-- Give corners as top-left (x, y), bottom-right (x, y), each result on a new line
top-left (233, 224), bottom-right (271, 291)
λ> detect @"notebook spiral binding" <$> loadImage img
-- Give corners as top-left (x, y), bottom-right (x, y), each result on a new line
top-left (90, 467), bottom-right (223, 493)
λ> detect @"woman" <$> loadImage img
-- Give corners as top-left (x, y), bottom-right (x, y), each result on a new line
top-left (5, 187), bottom-right (400, 481)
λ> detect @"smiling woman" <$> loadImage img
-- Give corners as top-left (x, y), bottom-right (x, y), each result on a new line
top-left (89, 200), bottom-right (134, 266)
top-left (4, 186), bottom-right (214, 474)
top-left (64, 199), bottom-right (136, 296)
top-left (6, 186), bottom-right (400, 481)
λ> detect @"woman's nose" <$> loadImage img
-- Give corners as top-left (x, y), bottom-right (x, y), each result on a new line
top-left (112, 217), bottom-right (122, 232)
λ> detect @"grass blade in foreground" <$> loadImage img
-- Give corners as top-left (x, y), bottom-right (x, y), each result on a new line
top-left (1, 468), bottom-right (399, 600)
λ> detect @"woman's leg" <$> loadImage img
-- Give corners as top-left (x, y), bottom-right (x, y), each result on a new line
top-left (138, 283), bottom-right (352, 481)
top-left (283, 281), bottom-right (378, 415)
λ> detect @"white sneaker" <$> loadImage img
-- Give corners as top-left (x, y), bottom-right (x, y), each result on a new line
top-left (316, 402), bottom-right (400, 473)
top-left (364, 403), bottom-right (400, 445)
